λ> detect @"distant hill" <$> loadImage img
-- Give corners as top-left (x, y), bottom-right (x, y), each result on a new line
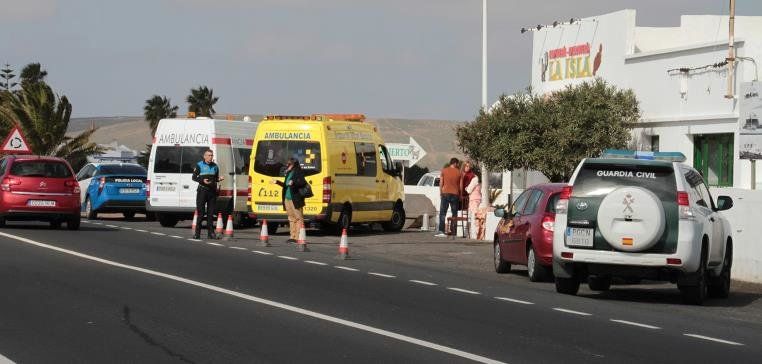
top-left (68, 115), bottom-right (467, 169)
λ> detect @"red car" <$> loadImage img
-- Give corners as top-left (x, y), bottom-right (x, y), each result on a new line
top-left (493, 183), bottom-right (566, 281)
top-left (0, 155), bottom-right (81, 229)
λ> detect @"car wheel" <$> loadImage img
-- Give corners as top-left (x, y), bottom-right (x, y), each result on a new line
top-left (709, 244), bottom-right (732, 299)
top-left (123, 211), bottom-right (136, 220)
top-left (157, 213), bottom-right (179, 228)
top-left (494, 241), bottom-right (511, 273)
top-left (335, 205), bottom-right (352, 235)
top-left (85, 196), bottom-right (97, 220)
top-left (555, 276), bottom-right (580, 295)
top-left (382, 202), bottom-right (406, 232)
top-left (588, 276), bottom-right (612, 291)
top-left (527, 246), bottom-right (546, 282)
top-left (680, 249), bottom-right (708, 305)
top-left (67, 215), bottom-right (81, 230)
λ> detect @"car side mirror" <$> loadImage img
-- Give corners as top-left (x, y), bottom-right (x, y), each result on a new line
top-left (716, 196), bottom-right (733, 211)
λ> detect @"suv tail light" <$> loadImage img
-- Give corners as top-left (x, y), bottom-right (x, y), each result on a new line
top-left (98, 177), bottom-right (106, 192)
top-left (65, 180), bottom-right (80, 194)
top-left (542, 213), bottom-right (555, 232)
top-left (677, 191), bottom-right (694, 219)
top-left (556, 185), bottom-right (572, 214)
top-left (322, 177), bottom-right (332, 203)
top-left (1, 177), bottom-right (21, 191)
top-left (145, 179), bottom-right (151, 198)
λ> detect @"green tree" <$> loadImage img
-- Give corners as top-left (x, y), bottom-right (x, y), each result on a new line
top-left (19, 63), bottom-right (48, 88)
top-left (456, 78), bottom-right (639, 182)
top-left (0, 64), bottom-right (17, 91)
top-left (0, 83), bottom-right (103, 166)
top-left (186, 86), bottom-right (218, 117)
top-left (144, 95), bottom-right (178, 136)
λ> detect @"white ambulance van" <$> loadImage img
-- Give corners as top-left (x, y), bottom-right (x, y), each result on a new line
top-left (146, 117), bottom-right (258, 227)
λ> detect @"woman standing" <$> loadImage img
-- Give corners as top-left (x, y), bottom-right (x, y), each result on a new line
top-left (462, 161), bottom-right (484, 239)
top-left (271, 158), bottom-right (307, 243)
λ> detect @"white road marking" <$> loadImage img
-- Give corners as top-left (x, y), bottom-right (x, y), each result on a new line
top-left (684, 334), bottom-right (744, 346)
top-left (369, 272), bottom-right (396, 278)
top-left (610, 319), bottom-right (660, 330)
top-left (229, 246), bottom-right (247, 250)
top-left (135, 229), bottom-right (148, 233)
top-left (447, 287), bottom-right (481, 295)
top-left (0, 352), bottom-right (15, 363)
top-left (494, 297), bottom-right (534, 305)
top-left (278, 256), bottom-right (299, 261)
top-left (188, 239), bottom-right (202, 242)
top-left (93, 222), bottom-right (103, 225)
top-left (170, 235), bottom-right (183, 239)
top-left (121, 227), bottom-right (132, 230)
top-left (305, 260), bottom-right (328, 266)
top-left (150, 232), bottom-right (166, 236)
top-left (553, 308), bottom-right (592, 316)
top-left (252, 250), bottom-right (273, 255)
top-left (105, 224), bottom-right (118, 228)
top-left (207, 242), bottom-right (224, 247)
top-left (410, 280), bottom-right (437, 286)
top-left (335, 266), bottom-right (359, 272)
top-left (0, 231), bottom-right (505, 364)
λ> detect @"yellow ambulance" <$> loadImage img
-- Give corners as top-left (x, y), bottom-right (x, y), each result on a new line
top-left (248, 114), bottom-right (405, 233)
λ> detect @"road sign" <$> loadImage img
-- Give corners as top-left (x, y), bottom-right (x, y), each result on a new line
top-left (386, 137), bottom-right (427, 167)
top-left (1, 126), bottom-right (32, 154)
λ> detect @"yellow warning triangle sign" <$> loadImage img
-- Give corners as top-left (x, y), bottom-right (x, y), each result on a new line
top-left (1, 127), bottom-right (32, 154)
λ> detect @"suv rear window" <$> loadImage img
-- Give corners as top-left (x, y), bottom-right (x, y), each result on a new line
top-left (254, 140), bottom-right (321, 177)
top-left (573, 162), bottom-right (677, 201)
top-left (10, 161), bottom-right (72, 178)
top-left (99, 165), bottom-right (146, 175)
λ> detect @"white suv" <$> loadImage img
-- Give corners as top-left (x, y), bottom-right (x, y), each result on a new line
top-left (552, 150), bottom-right (734, 305)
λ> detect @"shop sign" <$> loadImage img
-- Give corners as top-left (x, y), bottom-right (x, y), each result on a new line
top-left (541, 43), bottom-right (603, 82)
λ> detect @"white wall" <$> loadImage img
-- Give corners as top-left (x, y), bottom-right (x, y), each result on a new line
top-left (711, 188), bottom-right (762, 283)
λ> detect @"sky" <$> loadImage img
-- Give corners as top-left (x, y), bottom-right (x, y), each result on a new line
top-left (1, 0), bottom-right (761, 120)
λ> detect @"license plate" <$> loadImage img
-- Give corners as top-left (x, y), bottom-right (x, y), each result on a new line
top-left (566, 227), bottom-right (594, 247)
top-left (119, 188), bottom-right (141, 194)
top-left (28, 200), bottom-right (56, 207)
top-left (156, 185), bottom-right (176, 192)
top-left (256, 204), bottom-right (280, 212)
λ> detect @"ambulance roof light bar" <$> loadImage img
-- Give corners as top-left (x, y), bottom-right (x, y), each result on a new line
top-left (601, 149), bottom-right (687, 162)
top-left (263, 114), bottom-right (366, 122)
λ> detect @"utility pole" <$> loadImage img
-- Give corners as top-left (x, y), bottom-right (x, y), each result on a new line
top-left (725, 0), bottom-right (736, 99)
top-left (480, 0), bottom-right (490, 208)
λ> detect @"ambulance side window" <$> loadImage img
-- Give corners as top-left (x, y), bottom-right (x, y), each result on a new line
top-left (354, 142), bottom-right (377, 177)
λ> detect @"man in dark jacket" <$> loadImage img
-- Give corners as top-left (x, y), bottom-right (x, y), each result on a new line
top-left (271, 158), bottom-right (307, 243)
top-left (192, 149), bottom-right (224, 239)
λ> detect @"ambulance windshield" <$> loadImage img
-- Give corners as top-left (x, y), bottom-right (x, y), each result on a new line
top-left (254, 141), bottom-right (321, 177)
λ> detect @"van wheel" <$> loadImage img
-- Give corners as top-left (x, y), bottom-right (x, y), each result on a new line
top-left (709, 244), bottom-right (732, 299)
top-left (555, 277), bottom-right (580, 295)
top-left (382, 202), bottom-right (405, 232)
top-left (527, 246), bottom-right (546, 282)
top-left (336, 205), bottom-right (352, 234)
top-left (158, 213), bottom-right (179, 228)
top-left (85, 197), bottom-right (97, 220)
top-left (494, 241), bottom-right (511, 273)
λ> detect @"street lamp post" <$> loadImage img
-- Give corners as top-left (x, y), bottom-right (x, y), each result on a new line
top-left (480, 0), bottom-right (490, 208)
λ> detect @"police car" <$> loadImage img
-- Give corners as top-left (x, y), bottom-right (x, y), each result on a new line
top-left (553, 150), bottom-right (735, 305)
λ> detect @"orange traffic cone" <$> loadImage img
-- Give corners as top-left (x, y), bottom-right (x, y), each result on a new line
top-left (191, 210), bottom-right (198, 232)
top-left (260, 219), bottom-right (271, 247)
top-left (296, 223), bottom-right (309, 252)
top-left (223, 214), bottom-right (234, 240)
top-left (338, 228), bottom-right (349, 259)
top-left (215, 212), bottom-right (224, 234)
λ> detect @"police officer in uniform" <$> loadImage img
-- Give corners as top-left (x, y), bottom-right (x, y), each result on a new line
top-left (192, 149), bottom-right (224, 239)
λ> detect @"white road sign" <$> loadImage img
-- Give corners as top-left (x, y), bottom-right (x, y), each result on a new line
top-left (386, 137), bottom-right (427, 167)
top-left (1, 126), bottom-right (32, 154)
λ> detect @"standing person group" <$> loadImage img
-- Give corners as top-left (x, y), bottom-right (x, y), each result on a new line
top-left (271, 157), bottom-right (308, 243)
top-left (435, 158), bottom-right (482, 238)
top-left (192, 149), bottom-right (224, 239)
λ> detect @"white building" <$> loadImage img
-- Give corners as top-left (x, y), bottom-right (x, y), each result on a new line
top-left (88, 141), bottom-right (139, 164)
top-left (530, 9), bottom-right (762, 189)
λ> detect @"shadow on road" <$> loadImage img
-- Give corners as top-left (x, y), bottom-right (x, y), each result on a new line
top-left (579, 285), bottom-right (762, 308)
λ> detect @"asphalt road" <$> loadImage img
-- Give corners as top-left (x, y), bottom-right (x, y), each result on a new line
top-left (0, 218), bottom-right (760, 363)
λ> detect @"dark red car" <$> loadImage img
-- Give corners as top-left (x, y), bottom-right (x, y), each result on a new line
top-left (493, 183), bottom-right (566, 281)
top-left (0, 155), bottom-right (81, 229)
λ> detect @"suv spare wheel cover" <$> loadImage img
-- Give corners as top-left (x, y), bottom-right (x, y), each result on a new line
top-left (596, 186), bottom-right (665, 252)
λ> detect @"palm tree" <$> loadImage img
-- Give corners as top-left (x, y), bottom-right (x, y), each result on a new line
top-left (186, 86), bottom-right (219, 117)
top-left (19, 63), bottom-right (48, 88)
top-left (143, 95), bottom-right (178, 135)
top-left (0, 83), bottom-right (103, 164)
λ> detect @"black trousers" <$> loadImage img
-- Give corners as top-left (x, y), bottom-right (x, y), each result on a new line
top-left (196, 188), bottom-right (217, 234)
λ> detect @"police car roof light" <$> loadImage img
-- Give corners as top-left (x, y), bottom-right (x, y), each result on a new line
top-left (601, 149), bottom-right (686, 162)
